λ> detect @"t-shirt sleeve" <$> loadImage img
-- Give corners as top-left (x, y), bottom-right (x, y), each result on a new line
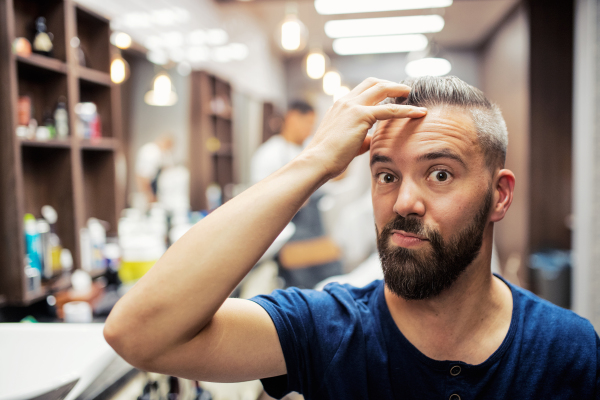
top-left (250, 286), bottom-right (359, 399)
top-left (596, 333), bottom-right (600, 399)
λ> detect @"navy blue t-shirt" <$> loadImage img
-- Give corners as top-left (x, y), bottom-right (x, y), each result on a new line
top-left (250, 275), bottom-right (599, 399)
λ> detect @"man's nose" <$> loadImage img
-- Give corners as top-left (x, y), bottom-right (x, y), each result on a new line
top-left (393, 179), bottom-right (425, 218)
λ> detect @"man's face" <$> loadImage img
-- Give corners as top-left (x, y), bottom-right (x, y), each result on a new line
top-left (370, 107), bottom-right (493, 300)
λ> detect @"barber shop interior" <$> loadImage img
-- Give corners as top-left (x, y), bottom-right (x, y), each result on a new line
top-left (1, 0), bottom-right (599, 399)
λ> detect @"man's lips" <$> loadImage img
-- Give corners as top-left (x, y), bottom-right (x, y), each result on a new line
top-left (390, 230), bottom-right (429, 248)
top-left (391, 230), bottom-right (428, 240)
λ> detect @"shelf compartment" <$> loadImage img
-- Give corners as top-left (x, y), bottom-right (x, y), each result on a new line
top-left (13, 0), bottom-right (67, 62)
top-left (79, 78), bottom-right (113, 138)
top-left (23, 272), bottom-right (71, 305)
top-left (21, 146), bottom-right (76, 265)
top-left (17, 61), bottom-right (68, 127)
top-left (75, 5), bottom-right (110, 73)
top-left (214, 116), bottom-right (232, 144)
top-left (213, 154), bottom-right (234, 188)
top-left (20, 138), bottom-right (71, 148)
top-left (82, 149), bottom-right (117, 235)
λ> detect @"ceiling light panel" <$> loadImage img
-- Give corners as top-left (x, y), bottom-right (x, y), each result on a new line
top-left (332, 34), bottom-right (428, 55)
top-left (325, 15), bottom-right (444, 38)
top-left (315, 0), bottom-right (453, 15)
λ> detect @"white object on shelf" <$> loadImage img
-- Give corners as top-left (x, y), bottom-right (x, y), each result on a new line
top-left (63, 301), bottom-right (93, 323)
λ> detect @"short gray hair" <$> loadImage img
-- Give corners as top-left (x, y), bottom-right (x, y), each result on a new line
top-left (383, 76), bottom-right (508, 169)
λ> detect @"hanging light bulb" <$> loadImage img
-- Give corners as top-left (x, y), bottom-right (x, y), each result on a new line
top-left (306, 50), bottom-right (327, 79)
top-left (276, 3), bottom-right (308, 53)
top-left (323, 71), bottom-right (341, 96)
top-left (110, 55), bottom-right (130, 84)
top-left (110, 32), bottom-right (132, 49)
top-left (144, 73), bottom-right (178, 106)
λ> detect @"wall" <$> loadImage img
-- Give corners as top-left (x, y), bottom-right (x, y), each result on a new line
top-left (479, 6), bottom-right (530, 286)
top-left (572, 0), bottom-right (600, 329)
top-left (123, 54), bottom-right (190, 198)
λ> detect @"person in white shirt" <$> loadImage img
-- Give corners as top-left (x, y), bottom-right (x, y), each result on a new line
top-left (251, 101), bottom-right (342, 289)
top-left (136, 135), bottom-right (174, 205)
top-left (251, 101), bottom-right (315, 184)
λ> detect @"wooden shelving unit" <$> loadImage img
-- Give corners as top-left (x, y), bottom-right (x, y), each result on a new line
top-left (0, 0), bottom-right (123, 305)
top-left (189, 71), bottom-right (236, 210)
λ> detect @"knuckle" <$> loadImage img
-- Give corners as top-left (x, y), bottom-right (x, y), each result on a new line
top-left (365, 77), bottom-right (379, 85)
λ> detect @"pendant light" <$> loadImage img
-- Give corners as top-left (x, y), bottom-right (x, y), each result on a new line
top-left (144, 72), bottom-right (178, 106)
top-left (276, 2), bottom-right (308, 53)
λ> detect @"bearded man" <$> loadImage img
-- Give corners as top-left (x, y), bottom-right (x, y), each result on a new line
top-left (105, 76), bottom-right (599, 399)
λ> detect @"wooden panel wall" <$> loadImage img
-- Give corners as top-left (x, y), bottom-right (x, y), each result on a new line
top-left (528, 0), bottom-right (574, 252)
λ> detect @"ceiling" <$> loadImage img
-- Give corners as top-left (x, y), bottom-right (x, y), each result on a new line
top-left (74, 0), bottom-right (521, 63)
top-left (216, 0), bottom-right (521, 55)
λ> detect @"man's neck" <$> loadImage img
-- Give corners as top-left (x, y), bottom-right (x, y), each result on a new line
top-left (384, 242), bottom-right (513, 365)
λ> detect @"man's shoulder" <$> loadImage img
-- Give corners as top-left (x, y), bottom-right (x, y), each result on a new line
top-left (251, 280), bottom-right (382, 323)
top-left (507, 280), bottom-right (597, 351)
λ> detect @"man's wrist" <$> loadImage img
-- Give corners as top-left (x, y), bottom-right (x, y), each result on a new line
top-left (289, 151), bottom-right (333, 189)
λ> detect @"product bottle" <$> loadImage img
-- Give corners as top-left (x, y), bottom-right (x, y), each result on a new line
top-left (54, 99), bottom-right (69, 139)
top-left (24, 214), bottom-right (43, 274)
top-left (32, 17), bottom-right (53, 57)
top-left (36, 219), bottom-right (52, 279)
top-left (42, 109), bottom-right (56, 139)
top-left (50, 234), bottom-right (63, 274)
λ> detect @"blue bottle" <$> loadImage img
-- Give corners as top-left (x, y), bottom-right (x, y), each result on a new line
top-left (24, 214), bottom-right (43, 274)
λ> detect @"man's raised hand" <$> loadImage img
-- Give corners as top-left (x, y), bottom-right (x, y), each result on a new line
top-left (303, 77), bottom-right (427, 180)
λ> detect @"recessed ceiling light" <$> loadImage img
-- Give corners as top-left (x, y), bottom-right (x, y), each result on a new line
top-left (332, 34), bottom-right (428, 55)
top-left (405, 57), bottom-right (452, 77)
top-left (325, 15), bottom-right (444, 38)
top-left (315, 0), bottom-right (453, 15)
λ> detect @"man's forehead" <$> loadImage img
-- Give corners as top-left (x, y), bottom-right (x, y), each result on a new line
top-left (371, 107), bottom-right (478, 153)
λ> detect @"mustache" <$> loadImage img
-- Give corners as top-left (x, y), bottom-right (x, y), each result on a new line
top-left (380, 215), bottom-right (432, 240)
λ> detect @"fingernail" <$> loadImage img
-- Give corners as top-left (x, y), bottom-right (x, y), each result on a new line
top-left (417, 107), bottom-right (427, 112)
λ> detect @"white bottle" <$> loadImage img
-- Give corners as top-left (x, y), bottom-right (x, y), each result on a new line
top-left (54, 100), bottom-right (69, 139)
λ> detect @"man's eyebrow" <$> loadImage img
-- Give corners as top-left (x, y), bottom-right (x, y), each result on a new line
top-left (416, 149), bottom-right (467, 168)
top-left (370, 154), bottom-right (393, 167)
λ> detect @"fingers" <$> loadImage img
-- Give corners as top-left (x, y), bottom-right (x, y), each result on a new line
top-left (347, 77), bottom-right (383, 97)
top-left (370, 104), bottom-right (427, 121)
top-left (355, 81), bottom-right (411, 106)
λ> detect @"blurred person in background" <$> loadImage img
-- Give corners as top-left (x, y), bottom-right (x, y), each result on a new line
top-left (136, 134), bottom-right (175, 206)
top-left (106, 77), bottom-right (598, 399)
top-left (251, 100), bottom-right (342, 289)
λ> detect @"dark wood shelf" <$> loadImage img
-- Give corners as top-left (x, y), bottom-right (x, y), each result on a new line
top-left (79, 137), bottom-right (118, 150)
top-left (23, 273), bottom-right (71, 305)
top-left (16, 54), bottom-right (68, 74)
top-left (79, 67), bottom-right (111, 87)
top-left (0, 0), bottom-right (123, 306)
top-left (190, 71), bottom-right (236, 209)
top-left (20, 138), bottom-right (71, 148)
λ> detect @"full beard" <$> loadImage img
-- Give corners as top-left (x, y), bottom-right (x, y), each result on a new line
top-left (376, 187), bottom-right (493, 300)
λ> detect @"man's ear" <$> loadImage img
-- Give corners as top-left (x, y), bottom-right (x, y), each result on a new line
top-left (490, 169), bottom-right (515, 223)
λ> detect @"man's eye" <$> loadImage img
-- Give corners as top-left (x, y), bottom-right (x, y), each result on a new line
top-left (377, 173), bottom-right (397, 184)
top-left (429, 170), bottom-right (451, 182)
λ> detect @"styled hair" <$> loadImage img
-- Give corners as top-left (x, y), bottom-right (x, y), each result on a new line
top-left (384, 76), bottom-right (508, 169)
top-left (288, 100), bottom-right (314, 115)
